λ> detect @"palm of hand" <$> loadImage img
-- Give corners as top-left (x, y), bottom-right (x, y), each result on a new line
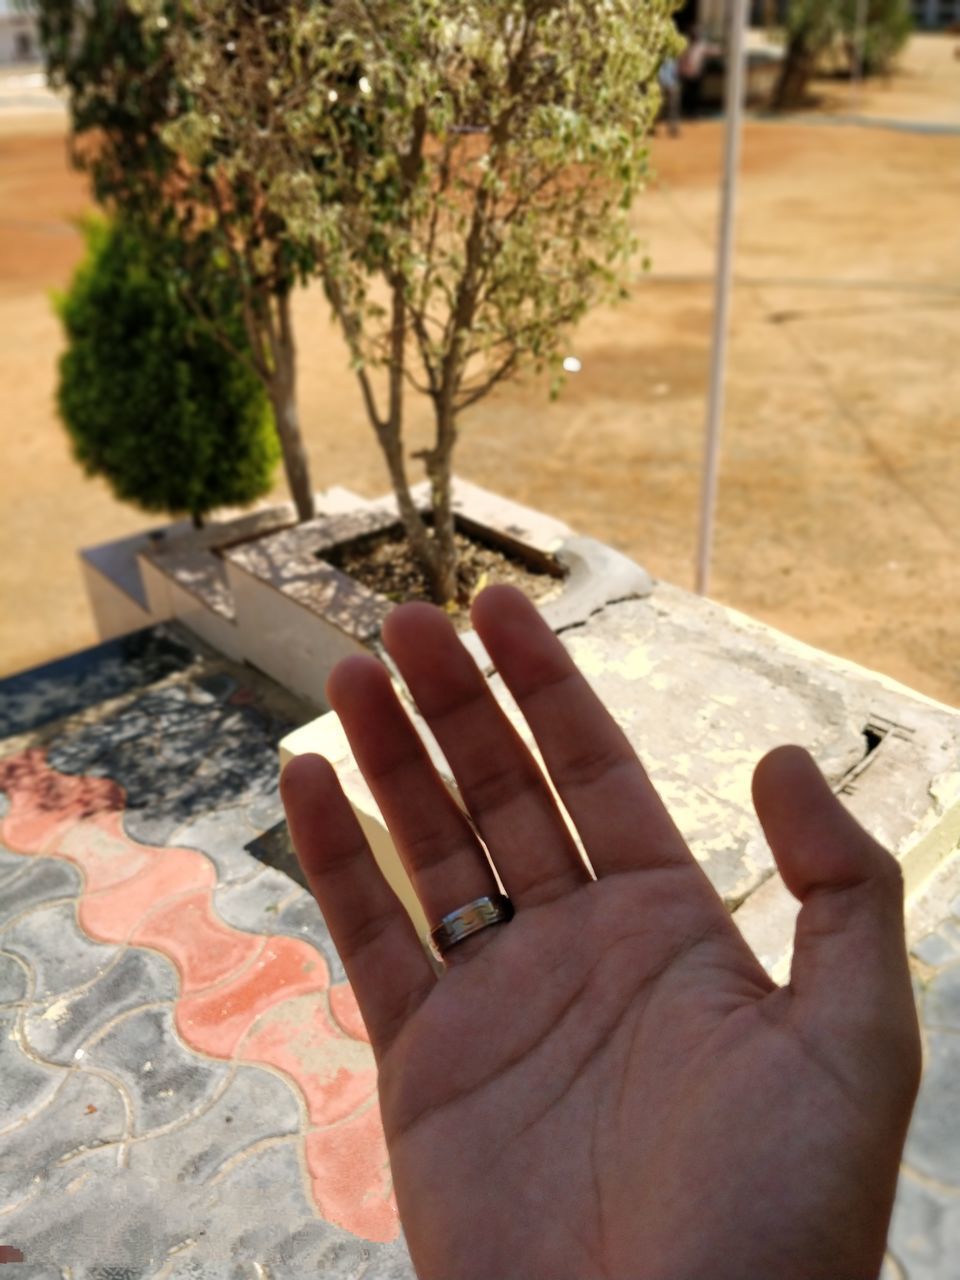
top-left (282, 588), bottom-right (920, 1280)
top-left (381, 872), bottom-right (899, 1280)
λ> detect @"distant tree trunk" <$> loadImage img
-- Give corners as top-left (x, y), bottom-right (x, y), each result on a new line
top-left (268, 293), bottom-right (315, 523)
top-left (191, 511), bottom-right (204, 529)
top-left (770, 32), bottom-right (818, 109)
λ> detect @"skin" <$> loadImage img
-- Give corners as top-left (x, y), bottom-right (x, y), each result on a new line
top-left (281, 584), bottom-right (922, 1280)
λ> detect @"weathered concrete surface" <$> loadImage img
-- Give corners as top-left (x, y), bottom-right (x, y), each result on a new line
top-left (537, 584), bottom-right (960, 976)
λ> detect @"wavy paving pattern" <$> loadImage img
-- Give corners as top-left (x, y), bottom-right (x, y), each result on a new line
top-left (0, 747), bottom-right (397, 1245)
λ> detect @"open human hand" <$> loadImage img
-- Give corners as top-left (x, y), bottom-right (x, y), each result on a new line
top-left (281, 585), bottom-right (921, 1280)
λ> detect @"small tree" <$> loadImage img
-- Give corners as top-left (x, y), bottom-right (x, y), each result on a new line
top-left (57, 216), bottom-right (279, 527)
top-left (770, 0), bottom-right (911, 111)
top-left (30, 0), bottom-right (318, 520)
top-left (176, 0), bottom-right (679, 604)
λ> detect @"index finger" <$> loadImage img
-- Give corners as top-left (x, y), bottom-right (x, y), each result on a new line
top-left (471, 586), bottom-right (696, 881)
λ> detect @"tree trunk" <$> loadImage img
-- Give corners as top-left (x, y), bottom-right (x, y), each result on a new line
top-left (424, 424), bottom-right (459, 606)
top-left (770, 35), bottom-right (816, 111)
top-left (270, 295), bottom-right (315, 523)
top-left (191, 511), bottom-right (204, 529)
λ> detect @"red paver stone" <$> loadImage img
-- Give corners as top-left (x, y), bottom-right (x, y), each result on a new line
top-left (58, 816), bottom-right (151, 891)
top-left (0, 750), bottom-right (123, 853)
top-left (241, 990), bottom-right (377, 1127)
top-left (328, 981), bottom-right (369, 1042)
top-left (81, 846), bottom-right (215, 941)
top-left (130, 889), bottom-right (265, 993)
top-left (177, 937), bottom-right (327, 1058)
top-left (306, 1117), bottom-right (398, 1243)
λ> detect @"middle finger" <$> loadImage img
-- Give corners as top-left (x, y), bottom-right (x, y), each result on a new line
top-left (382, 603), bottom-right (592, 908)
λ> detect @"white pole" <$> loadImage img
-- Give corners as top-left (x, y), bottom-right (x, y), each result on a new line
top-left (694, 0), bottom-right (749, 596)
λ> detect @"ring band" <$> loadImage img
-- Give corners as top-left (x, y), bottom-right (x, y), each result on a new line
top-left (430, 893), bottom-right (514, 957)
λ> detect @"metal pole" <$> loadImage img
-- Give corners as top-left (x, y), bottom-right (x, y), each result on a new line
top-left (851, 0), bottom-right (869, 114)
top-left (695, 0), bottom-right (749, 596)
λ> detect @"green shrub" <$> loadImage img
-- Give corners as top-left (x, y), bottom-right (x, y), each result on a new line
top-left (56, 216), bottom-right (279, 525)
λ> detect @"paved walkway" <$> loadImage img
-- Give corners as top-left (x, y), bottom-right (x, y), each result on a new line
top-left (0, 626), bottom-right (414, 1276)
top-left (0, 623), bottom-right (957, 1277)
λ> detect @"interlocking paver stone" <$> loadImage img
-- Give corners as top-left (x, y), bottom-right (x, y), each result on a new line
top-left (912, 931), bottom-right (960, 968)
top-left (128, 1063), bottom-right (301, 1186)
top-left (903, 1031), bottom-right (960, 1187)
top-left (193, 1141), bottom-right (408, 1274)
top-left (84, 1006), bottom-right (232, 1134)
top-left (245, 789), bottom-right (286, 833)
top-left (159, 1259), bottom-right (252, 1279)
top-left (888, 1171), bottom-right (960, 1280)
top-left (0, 1007), bottom-right (65, 1117)
top-left (0, 628), bottom-right (194, 739)
top-left (269, 889), bottom-right (346, 985)
top-left (0, 1069), bottom-right (126, 1209)
top-left (0, 1149), bottom-right (182, 1273)
top-left (263, 1220), bottom-right (415, 1279)
top-left (0, 949), bottom-right (28, 1002)
top-left (0, 858), bottom-right (82, 929)
top-left (3, 902), bottom-right (118, 1001)
top-left (0, 850), bottom-right (30, 889)
top-left (923, 963), bottom-right (960, 1032)
top-left (23, 948), bottom-right (178, 1066)
top-left (212, 869), bottom-right (299, 935)
top-left (46, 682), bottom-right (292, 848)
top-left (169, 807), bottom-right (263, 885)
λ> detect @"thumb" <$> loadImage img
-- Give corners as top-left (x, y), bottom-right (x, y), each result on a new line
top-left (751, 746), bottom-right (919, 1084)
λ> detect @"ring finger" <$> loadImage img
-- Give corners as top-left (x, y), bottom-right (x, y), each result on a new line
top-left (325, 654), bottom-right (502, 959)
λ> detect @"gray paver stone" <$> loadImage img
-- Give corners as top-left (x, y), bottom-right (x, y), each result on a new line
top-left (912, 930), bottom-right (960, 969)
top-left (158, 1259), bottom-right (253, 1279)
top-left (0, 949), bottom-right (28, 1003)
top-left (902, 1030), bottom-right (960, 1186)
top-left (186, 1142), bottom-right (317, 1264)
top-left (169, 808), bottom-right (262, 885)
top-left (127, 1063), bottom-right (300, 1184)
top-left (84, 1006), bottom-right (232, 1135)
top-left (0, 857), bottom-right (82, 930)
top-left (23, 949), bottom-right (178, 1066)
top-left (3, 902), bottom-right (119, 1001)
top-left (193, 1141), bottom-right (413, 1277)
top-left (264, 1220), bottom-right (414, 1280)
top-left (888, 1170), bottom-right (960, 1280)
top-left (270, 890), bottom-right (345, 985)
top-left (0, 1069), bottom-right (126, 1209)
top-left (212, 869), bottom-right (299, 935)
top-left (2, 1268), bottom-right (64, 1279)
top-left (0, 1008), bottom-right (65, 1120)
top-left (245, 789), bottom-right (286, 834)
top-left (0, 1152), bottom-right (182, 1272)
top-left (923, 961), bottom-right (960, 1032)
top-left (0, 853), bottom-right (31, 892)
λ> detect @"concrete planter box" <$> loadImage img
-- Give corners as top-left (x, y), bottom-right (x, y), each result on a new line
top-left (223, 478), bottom-right (652, 706)
top-left (79, 478), bottom-right (652, 709)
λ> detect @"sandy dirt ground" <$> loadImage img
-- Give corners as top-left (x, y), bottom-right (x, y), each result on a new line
top-left (0, 35), bottom-right (958, 706)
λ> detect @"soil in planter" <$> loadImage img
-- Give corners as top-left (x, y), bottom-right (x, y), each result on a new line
top-left (325, 525), bottom-right (564, 629)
